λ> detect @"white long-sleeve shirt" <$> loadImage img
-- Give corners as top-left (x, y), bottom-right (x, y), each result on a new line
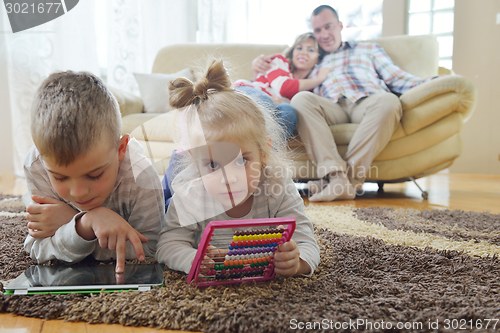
top-left (156, 165), bottom-right (320, 276)
top-left (23, 139), bottom-right (165, 263)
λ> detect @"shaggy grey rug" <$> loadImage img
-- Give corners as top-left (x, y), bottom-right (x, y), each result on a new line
top-left (1, 194), bottom-right (499, 332)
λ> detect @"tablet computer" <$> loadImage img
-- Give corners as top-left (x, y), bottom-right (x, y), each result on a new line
top-left (4, 263), bottom-right (165, 295)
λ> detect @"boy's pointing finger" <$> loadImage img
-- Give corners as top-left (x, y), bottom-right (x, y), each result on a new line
top-left (115, 234), bottom-right (127, 273)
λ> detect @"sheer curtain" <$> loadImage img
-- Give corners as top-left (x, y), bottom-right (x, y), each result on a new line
top-left (196, 0), bottom-right (383, 45)
top-left (2, 0), bottom-right (380, 177)
top-left (1, 1), bottom-right (99, 177)
top-left (1, 0), bottom-right (195, 177)
top-left (106, 0), bottom-right (197, 95)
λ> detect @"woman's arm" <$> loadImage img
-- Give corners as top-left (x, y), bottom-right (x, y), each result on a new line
top-left (297, 67), bottom-right (331, 91)
top-left (266, 56), bottom-right (331, 99)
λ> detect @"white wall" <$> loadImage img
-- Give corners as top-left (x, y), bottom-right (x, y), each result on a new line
top-left (382, 0), bottom-right (500, 174)
top-left (381, 0), bottom-right (407, 37)
top-left (2, 1), bottom-right (498, 176)
top-left (448, 0), bottom-right (500, 174)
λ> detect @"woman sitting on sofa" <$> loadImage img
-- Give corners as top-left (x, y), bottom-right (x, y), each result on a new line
top-left (233, 32), bottom-right (330, 140)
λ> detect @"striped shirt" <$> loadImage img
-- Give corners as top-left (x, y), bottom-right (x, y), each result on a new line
top-left (311, 41), bottom-right (433, 103)
top-left (156, 164), bottom-right (320, 276)
top-left (23, 139), bottom-right (165, 264)
top-left (233, 54), bottom-right (300, 100)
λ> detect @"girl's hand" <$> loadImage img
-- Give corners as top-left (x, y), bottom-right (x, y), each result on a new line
top-left (206, 245), bottom-right (227, 263)
top-left (273, 240), bottom-right (311, 277)
top-left (193, 254), bottom-right (216, 282)
top-left (317, 67), bottom-right (332, 82)
top-left (26, 195), bottom-right (78, 238)
top-left (191, 246), bottom-right (227, 281)
top-left (199, 256), bottom-right (216, 277)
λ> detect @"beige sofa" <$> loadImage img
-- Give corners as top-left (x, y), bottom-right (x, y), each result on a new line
top-left (110, 35), bottom-right (477, 196)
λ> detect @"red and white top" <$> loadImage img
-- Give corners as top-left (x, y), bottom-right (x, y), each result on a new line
top-left (233, 54), bottom-right (300, 100)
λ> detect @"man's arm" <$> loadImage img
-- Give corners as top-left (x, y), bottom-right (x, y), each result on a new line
top-left (251, 53), bottom-right (279, 79)
top-left (372, 43), bottom-right (436, 94)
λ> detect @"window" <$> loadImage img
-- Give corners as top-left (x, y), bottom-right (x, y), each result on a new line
top-left (407, 0), bottom-right (454, 69)
top-left (196, 0), bottom-right (383, 46)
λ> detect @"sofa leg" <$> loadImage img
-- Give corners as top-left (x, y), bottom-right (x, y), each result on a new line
top-left (409, 177), bottom-right (429, 200)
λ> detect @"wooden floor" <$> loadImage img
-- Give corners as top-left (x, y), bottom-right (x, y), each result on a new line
top-left (1, 171), bottom-right (499, 333)
top-left (304, 172), bottom-right (500, 214)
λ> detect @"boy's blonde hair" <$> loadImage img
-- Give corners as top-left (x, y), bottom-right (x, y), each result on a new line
top-left (169, 59), bottom-right (289, 172)
top-left (284, 32), bottom-right (322, 74)
top-left (30, 71), bottom-right (121, 166)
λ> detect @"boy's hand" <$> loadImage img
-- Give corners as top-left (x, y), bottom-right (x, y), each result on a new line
top-left (273, 240), bottom-right (311, 277)
top-left (76, 207), bottom-right (148, 274)
top-left (26, 195), bottom-right (78, 238)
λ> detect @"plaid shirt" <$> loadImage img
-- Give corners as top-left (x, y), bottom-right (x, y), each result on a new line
top-left (311, 41), bottom-right (433, 103)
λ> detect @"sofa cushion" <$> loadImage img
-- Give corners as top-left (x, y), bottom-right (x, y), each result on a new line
top-left (152, 44), bottom-right (288, 81)
top-left (134, 68), bottom-right (194, 113)
top-left (123, 112), bottom-right (177, 143)
top-left (109, 86), bottom-right (143, 116)
top-left (370, 35), bottom-right (439, 78)
top-left (375, 112), bottom-right (463, 161)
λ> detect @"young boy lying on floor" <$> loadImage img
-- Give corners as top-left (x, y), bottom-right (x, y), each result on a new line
top-left (23, 70), bottom-right (165, 273)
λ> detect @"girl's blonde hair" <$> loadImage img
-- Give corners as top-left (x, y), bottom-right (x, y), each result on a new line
top-left (168, 59), bottom-right (289, 174)
top-left (284, 32), bottom-right (322, 74)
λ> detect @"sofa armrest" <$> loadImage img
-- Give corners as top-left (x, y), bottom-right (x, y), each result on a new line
top-left (108, 86), bottom-right (144, 116)
top-left (399, 75), bottom-right (477, 135)
top-left (438, 66), bottom-right (455, 75)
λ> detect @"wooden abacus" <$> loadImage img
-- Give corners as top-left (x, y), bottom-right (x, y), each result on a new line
top-left (187, 217), bottom-right (296, 287)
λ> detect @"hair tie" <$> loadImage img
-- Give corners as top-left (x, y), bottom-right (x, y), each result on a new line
top-left (193, 78), bottom-right (210, 101)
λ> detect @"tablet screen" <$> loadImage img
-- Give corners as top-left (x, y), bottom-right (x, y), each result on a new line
top-left (5, 263), bottom-right (165, 292)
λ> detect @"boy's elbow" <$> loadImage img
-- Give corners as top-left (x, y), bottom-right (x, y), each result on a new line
top-left (24, 243), bottom-right (47, 264)
top-left (23, 236), bottom-right (35, 255)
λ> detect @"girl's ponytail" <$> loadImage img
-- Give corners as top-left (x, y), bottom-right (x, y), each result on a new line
top-left (169, 59), bottom-right (232, 109)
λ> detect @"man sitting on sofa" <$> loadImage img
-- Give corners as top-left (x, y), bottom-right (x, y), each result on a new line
top-left (252, 5), bottom-right (436, 201)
